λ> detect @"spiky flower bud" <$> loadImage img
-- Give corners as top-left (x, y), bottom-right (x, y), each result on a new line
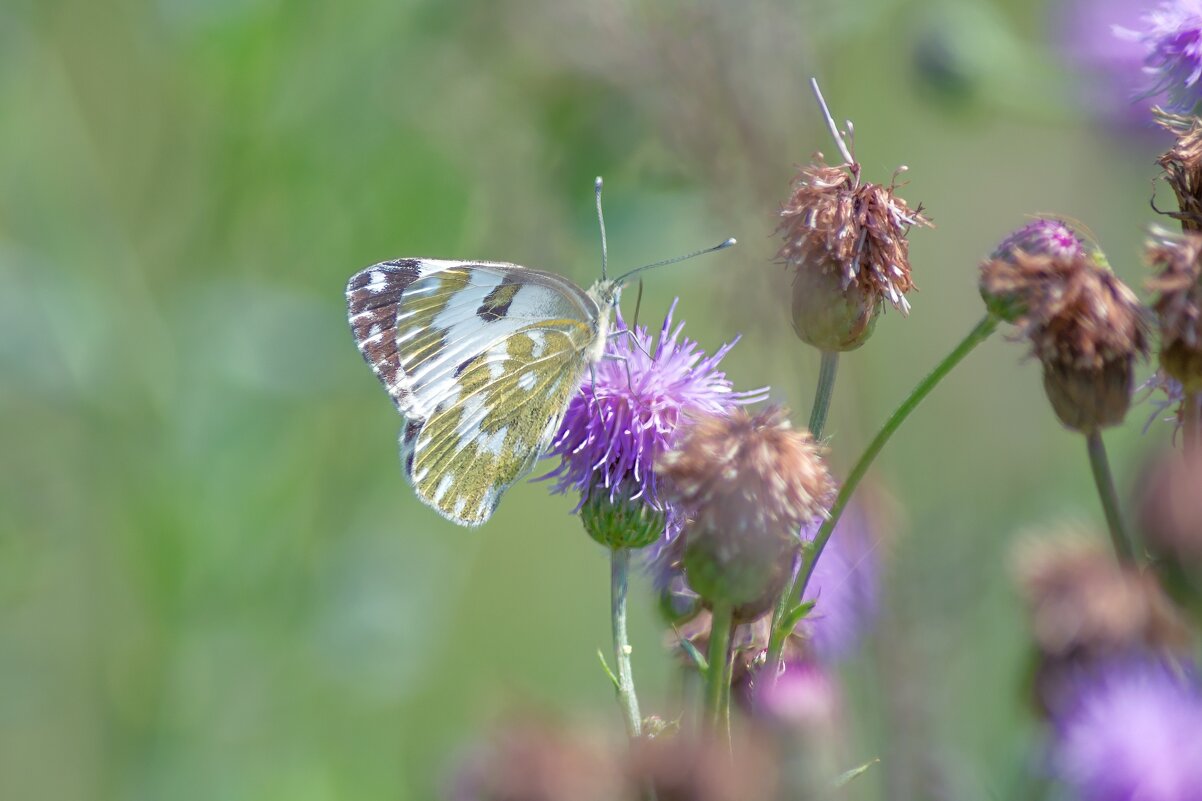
top-left (981, 225), bottom-right (1149, 432)
top-left (981, 218), bottom-right (1095, 322)
top-left (1146, 229), bottom-right (1202, 392)
top-left (777, 158), bottom-right (930, 351)
top-left (658, 407), bottom-right (835, 620)
top-left (579, 484), bottom-right (666, 551)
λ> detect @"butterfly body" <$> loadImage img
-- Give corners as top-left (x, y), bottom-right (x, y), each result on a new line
top-left (347, 258), bottom-right (618, 526)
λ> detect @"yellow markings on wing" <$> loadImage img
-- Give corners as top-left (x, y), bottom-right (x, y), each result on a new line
top-left (408, 319), bottom-right (595, 525)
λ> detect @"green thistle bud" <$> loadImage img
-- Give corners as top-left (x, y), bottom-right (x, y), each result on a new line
top-left (580, 485), bottom-right (665, 551)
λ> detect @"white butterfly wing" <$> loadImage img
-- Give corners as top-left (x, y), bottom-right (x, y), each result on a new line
top-left (347, 259), bottom-right (603, 526)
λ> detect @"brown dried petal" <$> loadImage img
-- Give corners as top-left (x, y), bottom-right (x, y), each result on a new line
top-left (1145, 230), bottom-right (1202, 390)
top-left (777, 158), bottom-right (930, 315)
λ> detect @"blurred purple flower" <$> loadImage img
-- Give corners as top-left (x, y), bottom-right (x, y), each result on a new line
top-left (753, 659), bottom-right (841, 731)
top-left (1056, 0), bottom-right (1161, 127)
top-left (798, 501), bottom-right (881, 662)
top-left (543, 299), bottom-right (764, 519)
top-left (1052, 660), bottom-right (1202, 801)
top-left (1117, 0), bottom-right (1202, 113)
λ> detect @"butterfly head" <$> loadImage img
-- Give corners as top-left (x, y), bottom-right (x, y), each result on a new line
top-left (588, 277), bottom-right (624, 310)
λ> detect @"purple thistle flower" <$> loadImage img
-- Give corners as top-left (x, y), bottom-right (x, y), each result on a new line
top-left (992, 218), bottom-right (1092, 262)
top-left (1056, 0), bottom-right (1160, 128)
top-left (798, 501), bottom-right (882, 662)
top-left (1052, 660), bottom-right (1202, 801)
top-left (1118, 0), bottom-right (1202, 112)
top-left (543, 299), bottom-right (764, 521)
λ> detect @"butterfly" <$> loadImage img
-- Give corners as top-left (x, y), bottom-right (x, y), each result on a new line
top-left (346, 180), bottom-right (734, 526)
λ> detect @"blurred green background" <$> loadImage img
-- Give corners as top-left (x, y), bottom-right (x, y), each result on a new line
top-left (0, 0), bottom-right (1173, 798)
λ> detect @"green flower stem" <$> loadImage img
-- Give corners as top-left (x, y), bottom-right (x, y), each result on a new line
top-left (1085, 431), bottom-right (1137, 564)
top-left (704, 602), bottom-right (735, 738)
top-left (611, 547), bottom-right (642, 738)
top-left (809, 351), bottom-right (840, 439)
top-left (767, 314), bottom-right (1000, 674)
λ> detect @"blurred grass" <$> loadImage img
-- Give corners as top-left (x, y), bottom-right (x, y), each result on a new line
top-left (0, 0), bottom-right (1174, 799)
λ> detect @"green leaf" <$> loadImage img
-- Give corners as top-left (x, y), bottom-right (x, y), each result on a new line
top-left (674, 629), bottom-right (709, 675)
top-left (831, 758), bottom-right (880, 788)
top-left (596, 649), bottom-right (620, 690)
top-left (781, 600), bottom-right (818, 633)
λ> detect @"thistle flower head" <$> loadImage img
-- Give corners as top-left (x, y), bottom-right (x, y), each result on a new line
top-left (777, 157), bottom-right (930, 350)
top-left (447, 716), bottom-right (628, 801)
top-left (1155, 110), bottom-right (1202, 229)
top-left (658, 407), bottom-right (834, 617)
top-left (1052, 660), bottom-right (1202, 801)
top-left (981, 227), bottom-right (1149, 431)
top-left (1117, 0), bottom-right (1202, 113)
top-left (980, 218), bottom-right (1097, 323)
top-left (1146, 228), bottom-right (1202, 391)
top-left (1014, 531), bottom-right (1191, 661)
top-left (1013, 528), bottom-right (1192, 713)
top-left (543, 300), bottom-right (764, 532)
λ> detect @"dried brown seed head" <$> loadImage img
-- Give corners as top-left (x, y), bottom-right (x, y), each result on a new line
top-left (1156, 110), bottom-right (1202, 232)
top-left (658, 406), bottom-right (835, 534)
top-left (658, 407), bottom-right (834, 617)
top-left (630, 731), bottom-right (780, 801)
top-left (1013, 529), bottom-right (1191, 659)
top-left (777, 157), bottom-right (930, 350)
top-left (1145, 229), bottom-right (1202, 392)
top-left (447, 716), bottom-right (629, 801)
top-left (982, 247), bottom-right (1149, 431)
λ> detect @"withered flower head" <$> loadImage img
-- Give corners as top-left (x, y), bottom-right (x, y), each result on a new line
top-left (1013, 527), bottom-right (1193, 715)
top-left (981, 226), bottom-right (1149, 432)
top-left (1155, 109), bottom-right (1202, 231)
top-left (657, 407), bottom-right (834, 618)
top-left (629, 732), bottom-right (779, 801)
top-left (447, 716), bottom-right (628, 801)
top-left (1145, 228), bottom-right (1202, 392)
top-left (777, 156), bottom-right (931, 351)
top-left (1014, 531), bottom-right (1191, 659)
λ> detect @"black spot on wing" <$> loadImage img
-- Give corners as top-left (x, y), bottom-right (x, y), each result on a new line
top-left (453, 356), bottom-right (473, 377)
top-left (476, 274), bottom-right (523, 322)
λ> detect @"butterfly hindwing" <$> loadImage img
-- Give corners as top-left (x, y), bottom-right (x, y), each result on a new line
top-left (349, 258), bottom-right (605, 526)
top-left (406, 321), bottom-right (593, 525)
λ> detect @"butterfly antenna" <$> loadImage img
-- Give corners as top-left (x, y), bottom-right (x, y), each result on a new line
top-left (631, 278), bottom-right (644, 329)
top-left (595, 176), bottom-right (609, 281)
top-left (613, 237), bottom-right (736, 286)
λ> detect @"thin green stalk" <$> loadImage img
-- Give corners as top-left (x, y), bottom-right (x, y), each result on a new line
top-left (809, 351), bottom-right (840, 439)
top-left (1086, 431), bottom-right (1136, 563)
top-left (704, 602), bottom-right (734, 739)
top-left (611, 547), bottom-right (642, 738)
top-left (767, 314), bottom-right (1000, 673)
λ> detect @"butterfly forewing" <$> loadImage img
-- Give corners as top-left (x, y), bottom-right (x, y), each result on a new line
top-left (346, 259), bottom-right (424, 410)
top-left (348, 258), bottom-right (604, 526)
